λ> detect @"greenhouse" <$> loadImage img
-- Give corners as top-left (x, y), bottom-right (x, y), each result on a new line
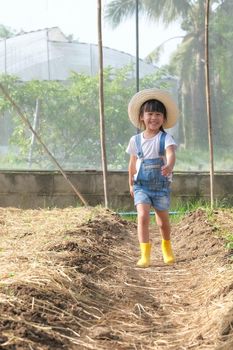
top-left (0, 27), bottom-right (157, 80)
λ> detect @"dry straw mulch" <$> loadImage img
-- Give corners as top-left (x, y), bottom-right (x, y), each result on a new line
top-left (0, 206), bottom-right (232, 350)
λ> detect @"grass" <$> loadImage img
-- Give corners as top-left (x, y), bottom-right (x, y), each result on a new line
top-left (117, 199), bottom-right (211, 224)
top-left (225, 235), bottom-right (233, 250)
top-left (170, 199), bottom-right (218, 222)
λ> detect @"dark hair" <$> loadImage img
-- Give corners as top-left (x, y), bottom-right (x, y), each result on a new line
top-left (139, 99), bottom-right (167, 131)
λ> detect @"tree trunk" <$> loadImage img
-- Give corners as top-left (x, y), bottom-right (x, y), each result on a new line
top-left (192, 41), bottom-right (208, 148)
top-left (180, 80), bottom-right (193, 149)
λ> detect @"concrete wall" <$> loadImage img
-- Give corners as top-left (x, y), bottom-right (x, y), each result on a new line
top-left (0, 170), bottom-right (232, 210)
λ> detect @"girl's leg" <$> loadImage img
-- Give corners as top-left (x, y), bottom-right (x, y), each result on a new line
top-left (155, 209), bottom-right (175, 264)
top-left (137, 203), bottom-right (151, 243)
top-left (136, 203), bottom-right (151, 268)
top-left (154, 210), bottom-right (170, 240)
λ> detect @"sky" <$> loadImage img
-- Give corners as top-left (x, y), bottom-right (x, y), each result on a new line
top-left (0, 0), bottom-right (184, 65)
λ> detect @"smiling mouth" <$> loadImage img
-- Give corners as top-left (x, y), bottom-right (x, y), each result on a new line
top-left (149, 122), bottom-right (160, 126)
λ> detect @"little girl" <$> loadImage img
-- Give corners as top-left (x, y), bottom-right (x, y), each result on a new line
top-left (126, 88), bottom-right (179, 268)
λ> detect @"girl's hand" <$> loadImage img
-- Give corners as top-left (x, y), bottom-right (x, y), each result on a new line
top-left (161, 165), bottom-right (172, 177)
top-left (129, 185), bottom-right (134, 197)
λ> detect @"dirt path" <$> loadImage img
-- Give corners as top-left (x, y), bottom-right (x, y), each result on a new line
top-left (0, 207), bottom-right (232, 350)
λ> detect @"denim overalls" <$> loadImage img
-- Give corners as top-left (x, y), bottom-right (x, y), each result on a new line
top-left (133, 132), bottom-right (171, 210)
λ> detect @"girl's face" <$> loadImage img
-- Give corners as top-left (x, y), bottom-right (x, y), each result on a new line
top-left (139, 99), bottom-right (167, 132)
top-left (140, 111), bottom-right (165, 132)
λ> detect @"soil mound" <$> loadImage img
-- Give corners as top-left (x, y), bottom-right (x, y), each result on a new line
top-left (0, 207), bottom-right (232, 349)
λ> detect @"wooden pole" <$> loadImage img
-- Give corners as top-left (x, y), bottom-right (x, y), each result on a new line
top-left (135, 0), bottom-right (139, 93)
top-left (97, 0), bottom-right (108, 208)
top-left (136, 0), bottom-right (140, 135)
top-left (204, 0), bottom-right (214, 208)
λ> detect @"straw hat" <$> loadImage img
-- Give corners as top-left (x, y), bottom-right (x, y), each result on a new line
top-left (128, 88), bottom-right (179, 129)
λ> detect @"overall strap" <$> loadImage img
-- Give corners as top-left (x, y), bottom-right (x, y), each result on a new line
top-left (159, 132), bottom-right (167, 156)
top-left (135, 133), bottom-right (144, 159)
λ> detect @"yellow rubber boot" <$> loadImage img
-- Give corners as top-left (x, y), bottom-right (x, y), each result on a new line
top-left (137, 242), bottom-right (151, 268)
top-left (161, 239), bottom-right (175, 264)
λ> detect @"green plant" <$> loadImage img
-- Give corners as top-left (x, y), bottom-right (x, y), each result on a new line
top-left (0, 66), bottom-right (176, 171)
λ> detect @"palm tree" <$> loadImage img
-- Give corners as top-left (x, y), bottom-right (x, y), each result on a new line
top-left (209, 0), bottom-right (233, 148)
top-left (104, 0), bottom-right (219, 149)
top-left (165, 1), bottom-right (207, 148)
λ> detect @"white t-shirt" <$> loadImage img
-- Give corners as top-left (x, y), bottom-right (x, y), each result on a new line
top-left (126, 131), bottom-right (176, 181)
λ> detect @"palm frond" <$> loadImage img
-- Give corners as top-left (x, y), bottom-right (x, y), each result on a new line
top-left (105, 0), bottom-right (192, 29)
top-left (104, 0), bottom-right (144, 28)
top-left (144, 0), bottom-right (192, 25)
top-left (145, 35), bottom-right (184, 64)
top-left (145, 45), bottom-right (164, 64)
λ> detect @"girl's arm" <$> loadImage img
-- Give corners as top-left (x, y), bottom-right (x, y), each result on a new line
top-left (128, 154), bottom-right (137, 197)
top-left (161, 145), bottom-right (176, 176)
